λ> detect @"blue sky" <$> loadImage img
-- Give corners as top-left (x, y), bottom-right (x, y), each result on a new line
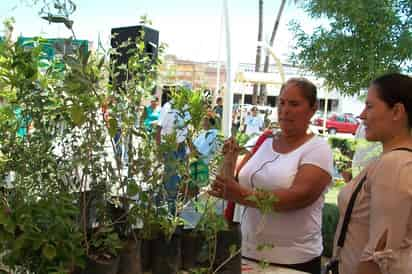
top-left (0, 0), bottom-right (318, 63)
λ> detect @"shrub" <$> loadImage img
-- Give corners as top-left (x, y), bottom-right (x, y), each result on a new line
top-left (322, 203), bottom-right (340, 257)
top-left (328, 137), bottom-right (357, 174)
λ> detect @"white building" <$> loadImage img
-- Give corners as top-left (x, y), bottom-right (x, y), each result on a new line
top-left (235, 62), bottom-right (363, 116)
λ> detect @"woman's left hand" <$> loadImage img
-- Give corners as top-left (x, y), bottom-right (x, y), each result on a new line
top-left (208, 175), bottom-right (248, 203)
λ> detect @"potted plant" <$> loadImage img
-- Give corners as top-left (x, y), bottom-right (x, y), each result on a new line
top-left (0, 8), bottom-right (247, 273)
top-left (0, 19), bottom-right (88, 273)
top-left (0, 14), bottom-right (162, 273)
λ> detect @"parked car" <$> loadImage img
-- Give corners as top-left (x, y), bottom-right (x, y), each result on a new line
top-left (313, 113), bottom-right (360, 134)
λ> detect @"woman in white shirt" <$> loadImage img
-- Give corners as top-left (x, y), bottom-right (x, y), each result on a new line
top-left (210, 78), bottom-right (333, 274)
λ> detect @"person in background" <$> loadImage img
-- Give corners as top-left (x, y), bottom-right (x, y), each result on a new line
top-left (189, 115), bottom-right (219, 189)
top-left (213, 97), bottom-right (223, 118)
top-left (244, 106), bottom-right (264, 137)
top-left (193, 115), bottom-right (219, 163)
top-left (14, 106), bottom-right (32, 139)
top-left (156, 90), bottom-right (191, 214)
top-left (209, 78), bottom-right (333, 274)
top-left (142, 96), bottom-right (160, 134)
top-left (231, 108), bottom-right (241, 136)
top-left (333, 73), bottom-right (412, 274)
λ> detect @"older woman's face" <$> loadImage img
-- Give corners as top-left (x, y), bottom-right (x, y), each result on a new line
top-left (359, 85), bottom-right (394, 142)
top-left (277, 84), bottom-right (315, 135)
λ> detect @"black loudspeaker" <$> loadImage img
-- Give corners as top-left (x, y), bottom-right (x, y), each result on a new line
top-left (110, 25), bottom-right (159, 90)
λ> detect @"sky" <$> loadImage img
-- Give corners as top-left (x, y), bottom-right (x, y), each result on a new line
top-left (0, 0), bottom-right (319, 64)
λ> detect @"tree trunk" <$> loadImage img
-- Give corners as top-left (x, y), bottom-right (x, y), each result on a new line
top-left (260, 0), bottom-right (287, 105)
top-left (252, 0), bottom-right (264, 105)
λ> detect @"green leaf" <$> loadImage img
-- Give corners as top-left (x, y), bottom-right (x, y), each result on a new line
top-left (71, 105), bottom-right (86, 126)
top-left (0, 208), bottom-right (8, 225)
top-left (42, 244), bottom-right (56, 260)
top-left (108, 117), bottom-right (118, 138)
top-left (4, 219), bottom-right (16, 234)
top-left (13, 234), bottom-right (26, 251)
top-left (290, 0), bottom-right (412, 96)
top-left (138, 41), bottom-right (145, 52)
top-left (127, 182), bottom-right (139, 196)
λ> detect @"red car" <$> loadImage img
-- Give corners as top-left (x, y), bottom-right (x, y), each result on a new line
top-left (314, 114), bottom-right (359, 134)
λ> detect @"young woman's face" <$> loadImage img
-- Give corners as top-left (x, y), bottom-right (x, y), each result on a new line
top-left (359, 85), bottom-right (394, 142)
top-left (277, 84), bottom-right (315, 135)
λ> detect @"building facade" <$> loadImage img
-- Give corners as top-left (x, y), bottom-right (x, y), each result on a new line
top-left (160, 55), bottom-right (360, 115)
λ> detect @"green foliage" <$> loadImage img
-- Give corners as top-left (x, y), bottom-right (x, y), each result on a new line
top-left (170, 86), bottom-right (209, 133)
top-left (235, 131), bottom-right (251, 148)
top-left (0, 17), bottom-right (166, 272)
top-left (290, 0), bottom-right (412, 95)
top-left (0, 11), bottom-right (223, 273)
top-left (193, 197), bottom-right (227, 235)
top-left (328, 136), bottom-right (357, 173)
top-left (191, 197), bottom-right (228, 272)
top-left (246, 188), bottom-right (278, 215)
top-left (322, 202), bottom-right (340, 257)
top-left (89, 227), bottom-right (122, 259)
top-left (258, 260), bottom-right (270, 270)
top-left (0, 191), bottom-right (84, 273)
top-left (328, 137), bottom-right (357, 159)
top-left (256, 243), bottom-right (274, 252)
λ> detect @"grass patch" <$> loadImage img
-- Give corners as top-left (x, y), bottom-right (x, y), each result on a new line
top-left (322, 180), bottom-right (345, 257)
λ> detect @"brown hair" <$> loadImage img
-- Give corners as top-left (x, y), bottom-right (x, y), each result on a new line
top-left (372, 73), bottom-right (412, 128)
top-left (280, 77), bottom-right (317, 107)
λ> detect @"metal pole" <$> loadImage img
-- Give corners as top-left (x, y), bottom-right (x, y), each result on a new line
top-left (240, 83), bottom-right (246, 124)
top-left (222, 0), bottom-right (233, 138)
top-left (323, 89), bottom-right (329, 135)
top-left (214, 2), bottom-right (224, 106)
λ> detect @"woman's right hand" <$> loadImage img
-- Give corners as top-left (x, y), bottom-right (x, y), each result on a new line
top-left (208, 175), bottom-right (251, 204)
top-left (222, 137), bottom-right (238, 155)
top-left (219, 138), bottom-right (240, 178)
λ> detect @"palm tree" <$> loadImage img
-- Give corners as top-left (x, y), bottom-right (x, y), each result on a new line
top-left (252, 0), bottom-right (264, 105)
top-left (259, 0), bottom-right (287, 105)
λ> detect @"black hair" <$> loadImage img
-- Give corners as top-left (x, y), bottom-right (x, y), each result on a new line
top-left (372, 73), bottom-right (412, 128)
top-left (208, 117), bottom-right (216, 127)
top-left (280, 77), bottom-right (317, 108)
top-left (161, 85), bottom-right (174, 106)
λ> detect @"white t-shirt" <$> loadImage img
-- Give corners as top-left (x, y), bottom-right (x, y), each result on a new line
top-left (245, 115), bottom-right (263, 136)
top-left (193, 128), bottom-right (218, 162)
top-left (238, 135), bottom-right (333, 264)
top-left (159, 101), bottom-right (191, 144)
